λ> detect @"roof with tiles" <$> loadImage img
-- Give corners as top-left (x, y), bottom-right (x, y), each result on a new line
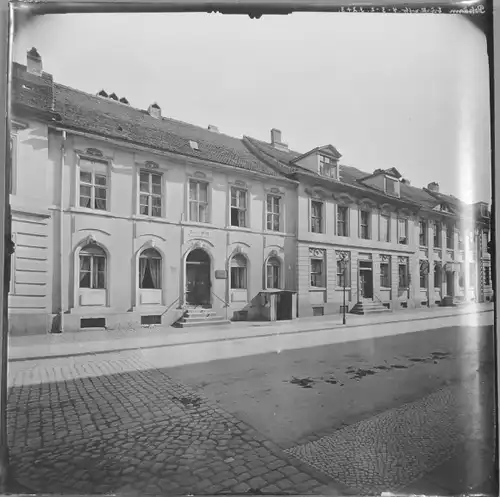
top-left (12, 61), bottom-right (287, 179)
top-left (244, 135), bottom-right (467, 211)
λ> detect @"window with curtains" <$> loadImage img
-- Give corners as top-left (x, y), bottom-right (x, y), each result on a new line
top-left (230, 187), bottom-right (247, 227)
top-left (266, 257), bottom-right (281, 289)
top-left (266, 195), bottom-right (281, 231)
top-left (79, 244), bottom-right (106, 289)
top-left (230, 254), bottom-right (247, 289)
top-left (380, 215), bottom-right (390, 242)
top-left (139, 248), bottom-right (162, 289)
top-left (337, 206), bottom-right (349, 236)
top-left (139, 171), bottom-right (162, 217)
top-left (79, 159), bottom-right (109, 211)
top-left (398, 259), bottom-right (409, 288)
top-left (189, 180), bottom-right (209, 222)
top-left (311, 200), bottom-right (323, 233)
top-left (310, 258), bottom-right (324, 287)
top-left (419, 261), bottom-right (428, 288)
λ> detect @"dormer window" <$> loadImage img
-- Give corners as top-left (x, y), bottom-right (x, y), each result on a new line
top-left (384, 176), bottom-right (400, 198)
top-left (480, 204), bottom-right (490, 217)
top-left (319, 155), bottom-right (337, 179)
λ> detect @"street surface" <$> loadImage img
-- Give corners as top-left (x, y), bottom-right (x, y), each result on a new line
top-left (6, 320), bottom-right (497, 495)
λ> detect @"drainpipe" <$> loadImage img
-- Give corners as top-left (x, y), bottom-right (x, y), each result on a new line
top-left (55, 131), bottom-right (66, 333)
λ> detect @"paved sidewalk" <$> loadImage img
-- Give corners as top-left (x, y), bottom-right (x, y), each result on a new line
top-left (8, 303), bottom-right (493, 362)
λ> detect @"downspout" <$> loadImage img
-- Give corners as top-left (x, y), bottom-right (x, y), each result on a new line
top-left (56, 131), bottom-right (66, 332)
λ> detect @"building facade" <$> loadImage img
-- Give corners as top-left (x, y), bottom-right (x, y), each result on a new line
top-left (8, 48), bottom-right (493, 335)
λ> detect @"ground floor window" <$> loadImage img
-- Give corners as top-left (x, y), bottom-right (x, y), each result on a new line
top-left (458, 263), bottom-right (465, 288)
top-left (398, 258), bottom-right (409, 288)
top-left (309, 248), bottom-right (326, 288)
top-left (230, 254), bottom-right (247, 289)
top-left (419, 260), bottom-right (429, 289)
top-left (80, 244), bottom-right (106, 289)
top-left (433, 263), bottom-right (441, 288)
top-left (336, 252), bottom-right (351, 287)
top-left (380, 256), bottom-right (391, 288)
top-left (266, 257), bottom-right (281, 289)
top-left (139, 248), bottom-right (162, 289)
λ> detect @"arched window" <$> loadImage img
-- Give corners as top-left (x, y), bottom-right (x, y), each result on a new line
top-left (139, 248), bottom-right (162, 289)
top-left (266, 257), bottom-right (281, 289)
top-left (230, 254), bottom-right (247, 289)
top-left (79, 244), bottom-right (106, 289)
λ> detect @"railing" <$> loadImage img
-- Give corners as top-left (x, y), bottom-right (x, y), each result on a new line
top-left (211, 291), bottom-right (229, 321)
top-left (161, 296), bottom-right (180, 317)
top-left (373, 292), bottom-right (384, 305)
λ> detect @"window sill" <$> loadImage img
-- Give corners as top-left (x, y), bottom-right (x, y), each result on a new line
top-left (379, 286), bottom-right (391, 290)
top-left (265, 229), bottom-right (286, 236)
top-left (419, 245), bottom-right (428, 249)
top-left (132, 214), bottom-right (170, 224)
top-left (226, 225), bottom-right (252, 232)
top-left (310, 287), bottom-right (326, 291)
top-left (182, 221), bottom-right (216, 229)
top-left (70, 207), bottom-right (115, 218)
top-left (335, 287), bottom-right (352, 291)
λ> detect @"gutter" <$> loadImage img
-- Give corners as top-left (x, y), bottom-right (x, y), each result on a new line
top-left (54, 130), bottom-right (66, 333)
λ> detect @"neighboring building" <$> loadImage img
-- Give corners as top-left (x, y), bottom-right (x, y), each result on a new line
top-left (8, 48), bottom-right (493, 335)
top-left (243, 132), bottom-right (493, 317)
top-left (9, 49), bottom-right (298, 335)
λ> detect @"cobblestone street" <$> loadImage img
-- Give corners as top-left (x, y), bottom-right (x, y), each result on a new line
top-left (7, 351), bottom-right (339, 495)
top-left (7, 322), bottom-right (496, 495)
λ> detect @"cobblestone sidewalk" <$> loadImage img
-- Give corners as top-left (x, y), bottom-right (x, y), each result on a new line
top-left (7, 351), bottom-right (342, 495)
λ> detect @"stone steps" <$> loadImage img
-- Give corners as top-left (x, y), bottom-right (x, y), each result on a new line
top-left (350, 300), bottom-right (392, 315)
top-left (172, 307), bottom-right (231, 328)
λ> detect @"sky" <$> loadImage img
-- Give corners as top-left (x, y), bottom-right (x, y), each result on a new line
top-left (13, 12), bottom-right (492, 204)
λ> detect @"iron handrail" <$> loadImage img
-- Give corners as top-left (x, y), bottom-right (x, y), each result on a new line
top-left (211, 291), bottom-right (229, 307)
top-left (161, 296), bottom-right (180, 317)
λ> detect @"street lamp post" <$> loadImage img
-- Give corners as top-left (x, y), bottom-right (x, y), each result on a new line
top-left (338, 252), bottom-right (348, 325)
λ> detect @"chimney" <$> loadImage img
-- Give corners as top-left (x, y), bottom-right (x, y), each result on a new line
top-left (427, 182), bottom-right (439, 193)
top-left (109, 93), bottom-right (118, 101)
top-left (208, 125), bottom-right (219, 132)
top-left (401, 178), bottom-right (411, 185)
top-left (27, 47), bottom-right (42, 76)
top-left (148, 102), bottom-right (161, 119)
top-left (119, 97), bottom-right (129, 105)
top-left (270, 128), bottom-right (289, 151)
top-left (97, 90), bottom-right (108, 98)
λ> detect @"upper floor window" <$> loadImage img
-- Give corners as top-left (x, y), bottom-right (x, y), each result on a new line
top-left (433, 222), bottom-right (441, 248)
top-left (384, 177), bottom-right (400, 197)
top-left (311, 200), bottom-right (323, 233)
top-left (266, 194), bottom-right (281, 232)
top-left (230, 187), bottom-right (247, 227)
top-left (139, 248), bottom-right (162, 289)
top-left (79, 244), bottom-right (106, 289)
top-left (419, 220), bottom-right (427, 246)
top-left (139, 171), bottom-right (162, 217)
top-left (398, 218), bottom-right (408, 245)
top-left (380, 214), bottom-right (390, 242)
top-left (359, 211), bottom-right (370, 240)
top-left (337, 206), bottom-right (349, 236)
top-left (319, 155), bottom-right (337, 179)
top-left (446, 224), bottom-right (454, 249)
top-left (79, 160), bottom-right (108, 211)
top-left (189, 180), bottom-right (209, 223)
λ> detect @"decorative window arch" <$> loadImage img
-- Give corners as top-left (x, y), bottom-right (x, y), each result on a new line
top-left (230, 253), bottom-right (248, 289)
top-left (266, 256), bottom-right (282, 289)
top-left (79, 244), bottom-right (106, 289)
top-left (139, 248), bottom-right (162, 289)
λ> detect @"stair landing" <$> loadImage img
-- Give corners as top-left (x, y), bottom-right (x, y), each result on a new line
top-left (172, 306), bottom-right (231, 328)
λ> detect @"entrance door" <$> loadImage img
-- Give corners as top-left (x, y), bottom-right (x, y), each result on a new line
top-left (359, 261), bottom-right (373, 300)
top-left (185, 249), bottom-right (211, 306)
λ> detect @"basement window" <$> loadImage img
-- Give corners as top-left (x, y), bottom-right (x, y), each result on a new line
top-left (141, 315), bottom-right (162, 325)
top-left (80, 317), bottom-right (106, 329)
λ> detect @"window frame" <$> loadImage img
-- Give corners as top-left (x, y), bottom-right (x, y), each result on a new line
top-left (380, 258), bottom-right (391, 288)
top-left (379, 214), bottom-right (391, 242)
top-left (337, 206), bottom-right (349, 237)
top-left (188, 179), bottom-right (210, 223)
top-left (433, 263), bottom-right (441, 288)
top-left (318, 155), bottom-right (337, 179)
top-left (138, 248), bottom-right (162, 290)
top-left (398, 259), bottom-right (409, 289)
top-left (265, 257), bottom-right (281, 289)
top-left (79, 246), bottom-right (107, 290)
top-left (266, 194), bottom-right (282, 232)
top-left (419, 261), bottom-right (428, 289)
top-left (445, 223), bottom-right (454, 249)
top-left (419, 220), bottom-right (428, 247)
top-left (230, 254), bottom-right (248, 290)
top-left (79, 160), bottom-right (109, 212)
top-left (139, 170), bottom-right (163, 218)
top-left (230, 186), bottom-right (248, 228)
top-left (433, 221), bottom-right (442, 248)
top-left (384, 176), bottom-right (400, 198)
top-left (310, 199), bottom-right (324, 234)
top-left (310, 257), bottom-right (325, 288)
top-left (397, 218), bottom-right (408, 245)
top-left (359, 210), bottom-right (371, 240)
